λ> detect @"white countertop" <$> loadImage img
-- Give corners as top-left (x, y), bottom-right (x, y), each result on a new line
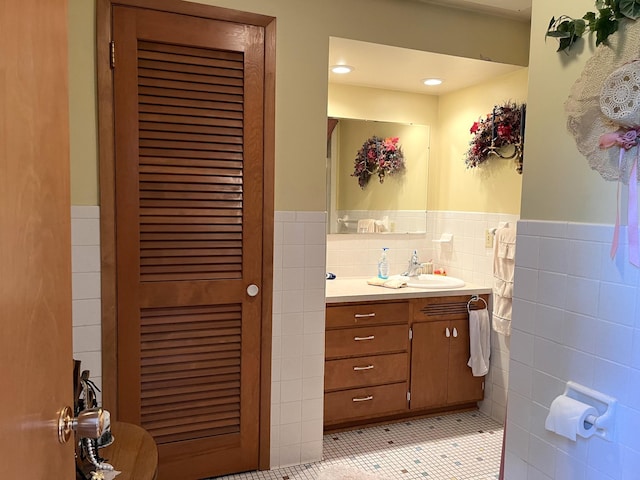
top-left (325, 276), bottom-right (492, 303)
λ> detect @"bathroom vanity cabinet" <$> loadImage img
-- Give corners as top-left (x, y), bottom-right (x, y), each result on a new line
top-left (324, 293), bottom-right (489, 430)
top-left (324, 301), bottom-right (410, 426)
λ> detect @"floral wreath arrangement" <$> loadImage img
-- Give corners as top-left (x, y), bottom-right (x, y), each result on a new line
top-left (465, 102), bottom-right (525, 173)
top-left (352, 136), bottom-right (406, 188)
top-left (546, 0), bottom-right (640, 54)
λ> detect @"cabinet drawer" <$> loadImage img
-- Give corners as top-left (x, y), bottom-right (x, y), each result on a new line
top-left (324, 383), bottom-right (408, 425)
top-left (324, 353), bottom-right (408, 391)
top-left (326, 302), bottom-right (409, 328)
top-left (325, 325), bottom-right (408, 359)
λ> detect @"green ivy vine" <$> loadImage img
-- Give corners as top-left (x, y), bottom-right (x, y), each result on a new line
top-left (546, 0), bottom-right (640, 53)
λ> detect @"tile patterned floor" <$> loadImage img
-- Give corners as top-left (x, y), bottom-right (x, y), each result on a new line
top-left (213, 411), bottom-right (503, 480)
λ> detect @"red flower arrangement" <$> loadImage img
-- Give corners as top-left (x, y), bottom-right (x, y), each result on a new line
top-left (352, 136), bottom-right (406, 188)
top-left (465, 102), bottom-right (525, 170)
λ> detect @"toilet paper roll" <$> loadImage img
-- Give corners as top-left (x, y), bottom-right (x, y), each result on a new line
top-left (544, 395), bottom-right (598, 441)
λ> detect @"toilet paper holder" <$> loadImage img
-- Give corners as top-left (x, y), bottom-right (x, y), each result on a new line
top-left (562, 381), bottom-right (617, 442)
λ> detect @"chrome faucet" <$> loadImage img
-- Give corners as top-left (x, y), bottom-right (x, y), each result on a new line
top-left (403, 250), bottom-right (421, 277)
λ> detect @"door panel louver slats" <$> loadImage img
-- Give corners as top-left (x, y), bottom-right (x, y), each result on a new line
top-left (140, 304), bottom-right (242, 444)
top-left (139, 121), bottom-right (241, 136)
top-left (139, 105), bottom-right (243, 123)
top-left (139, 112), bottom-right (242, 127)
top-left (416, 297), bottom-right (488, 320)
top-left (140, 130), bottom-right (243, 145)
top-left (144, 364), bottom-right (239, 383)
top-left (139, 68), bottom-right (243, 87)
top-left (143, 357), bottom-right (238, 374)
top-left (139, 139), bottom-right (243, 153)
top-left (419, 301), bottom-right (468, 317)
top-left (137, 40), bottom-right (244, 282)
top-left (142, 395), bottom-right (239, 416)
top-left (141, 387), bottom-right (239, 408)
top-left (151, 422), bottom-right (239, 445)
top-left (138, 59), bottom-right (243, 79)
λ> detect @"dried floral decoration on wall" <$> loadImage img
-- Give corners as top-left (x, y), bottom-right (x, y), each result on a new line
top-left (352, 136), bottom-right (406, 188)
top-left (465, 102), bottom-right (525, 173)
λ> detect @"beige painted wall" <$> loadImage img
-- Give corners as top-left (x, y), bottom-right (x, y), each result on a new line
top-left (69, 0), bottom-right (99, 205)
top-left (328, 83), bottom-right (437, 212)
top-left (329, 69), bottom-right (528, 216)
top-left (68, 0), bottom-right (529, 209)
top-left (336, 119), bottom-right (430, 210)
top-left (431, 68), bottom-right (528, 214)
top-left (523, 0), bottom-right (617, 223)
top-left (328, 83), bottom-right (440, 126)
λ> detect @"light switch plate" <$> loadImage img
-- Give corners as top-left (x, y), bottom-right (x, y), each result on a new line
top-left (485, 229), bottom-right (493, 248)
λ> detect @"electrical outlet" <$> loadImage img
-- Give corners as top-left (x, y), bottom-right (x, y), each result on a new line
top-left (485, 229), bottom-right (493, 248)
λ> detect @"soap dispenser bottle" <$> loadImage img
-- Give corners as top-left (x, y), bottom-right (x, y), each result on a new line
top-left (378, 247), bottom-right (389, 279)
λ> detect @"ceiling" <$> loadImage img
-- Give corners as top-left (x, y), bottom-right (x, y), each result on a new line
top-left (328, 0), bottom-right (530, 96)
top-left (415, 0), bottom-right (531, 21)
top-left (328, 37), bottom-right (526, 96)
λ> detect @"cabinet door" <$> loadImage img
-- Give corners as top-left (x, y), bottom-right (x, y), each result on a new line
top-left (447, 319), bottom-right (484, 405)
top-left (409, 321), bottom-right (449, 409)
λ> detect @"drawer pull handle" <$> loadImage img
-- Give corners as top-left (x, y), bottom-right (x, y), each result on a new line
top-left (354, 335), bottom-right (375, 341)
top-left (445, 327), bottom-right (451, 338)
top-left (453, 327), bottom-right (458, 338)
top-left (352, 395), bottom-right (374, 402)
top-left (354, 313), bottom-right (376, 318)
top-left (353, 365), bottom-right (374, 371)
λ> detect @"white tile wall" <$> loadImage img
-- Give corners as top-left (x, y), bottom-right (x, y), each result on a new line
top-left (326, 210), bottom-right (520, 425)
top-left (504, 220), bottom-right (640, 480)
top-left (326, 232), bottom-right (432, 279)
top-left (326, 211), bottom-right (518, 284)
top-left (71, 206), bottom-right (102, 402)
top-left (332, 209), bottom-right (427, 234)
top-left (271, 211), bottom-right (327, 468)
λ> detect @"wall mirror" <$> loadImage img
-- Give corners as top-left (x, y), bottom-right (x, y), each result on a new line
top-left (326, 118), bottom-right (429, 234)
top-left (326, 36), bottom-right (524, 234)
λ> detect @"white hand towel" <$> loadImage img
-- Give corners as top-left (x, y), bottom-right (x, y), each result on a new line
top-left (492, 223), bottom-right (517, 336)
top-left (366, 277), bottom-right (407, 289)
top-left (357, 218), bottom-right (376, 233)
top-left (467, 308), bottom-right (491, 376)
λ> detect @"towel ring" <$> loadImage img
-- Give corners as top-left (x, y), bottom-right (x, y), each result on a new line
top-left (467, 295), bottom-right (488, 313)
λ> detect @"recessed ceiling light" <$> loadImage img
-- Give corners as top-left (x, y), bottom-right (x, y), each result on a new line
top-left (422, 78), bottom-right (443, 86)
top-left (331, 65), bottom-right (354, 74)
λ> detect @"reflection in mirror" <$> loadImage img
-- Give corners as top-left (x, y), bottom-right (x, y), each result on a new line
top-left (327, 119), bottom-right (429, 234)
top-left (327, 36), bottom-right (525, 236)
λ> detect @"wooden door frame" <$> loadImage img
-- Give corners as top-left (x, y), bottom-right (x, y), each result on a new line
top-left (96, 0), bottom-right (275, 469)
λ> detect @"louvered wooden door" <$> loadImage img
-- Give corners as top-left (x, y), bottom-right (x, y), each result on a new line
top-left (112, 6), bottom-right (268, 479)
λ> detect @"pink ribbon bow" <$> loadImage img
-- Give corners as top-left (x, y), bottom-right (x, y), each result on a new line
top-left (599, 128), bottom-right (640, 150)
top-left (599, 128), bottom-right (640, 267)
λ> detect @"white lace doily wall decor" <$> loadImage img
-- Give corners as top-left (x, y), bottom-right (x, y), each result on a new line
top-left (565, 18), bottom-right (640, 183)
top-left (565, 18), bottom-right (640, 266)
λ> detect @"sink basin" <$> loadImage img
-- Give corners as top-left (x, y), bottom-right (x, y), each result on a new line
top-left (397, 274), bottom-right (465, 289)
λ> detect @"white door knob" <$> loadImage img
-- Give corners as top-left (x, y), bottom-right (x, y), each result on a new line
top-left (247, 284), bottom-right (260, 297)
